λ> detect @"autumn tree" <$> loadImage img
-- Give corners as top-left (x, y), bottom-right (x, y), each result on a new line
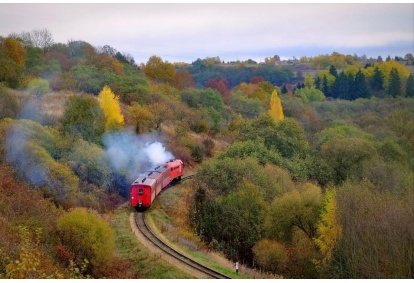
top-left (0, 36), bottom-right (26, 87)
top-left (268, 90), bottom-right (284, 124)
top-left (336, 180), bottom-right (414, 278)
top-left (148, 102), bottom-right (174, 131)
top-left (253, 239), bottom-right (288, 274)
top-left (1, 227), bottom-right (62, 279)
top-left (233, 82), bottom-right (268, 102)
top-left (128, 102), bottom-right (153, 134)
top-left (250, 76), bottom-right (265, 84)
top-left (314, 188), bottom-right (342, 274)
top-left (0, 86), bottom-right (19, 119)
top-left (144, 55), bottom-right (176, 84)
top-left (98, 85), bottom-right (125, 131)
top-left (173, 69), bottom-right (196, 90)
top-left (205, 77), bottom-right (231, 103)
top-left (379, 60), bottom-right (410, 88)
top-left (304, 75), bottom-right (315, 88)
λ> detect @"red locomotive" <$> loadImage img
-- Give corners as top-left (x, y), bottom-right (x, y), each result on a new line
top-left (130, 159), bottom-right (184, 210)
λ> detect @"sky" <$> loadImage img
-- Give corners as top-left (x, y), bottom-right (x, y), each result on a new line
top-left (0, 3), bottom-right (413, 64)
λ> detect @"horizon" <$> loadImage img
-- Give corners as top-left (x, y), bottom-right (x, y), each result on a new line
top-left (0, 3), bottom-right (413, 64)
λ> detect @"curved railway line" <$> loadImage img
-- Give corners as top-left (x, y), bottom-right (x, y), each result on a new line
top-left (133, 211), bottom-right (231, 279)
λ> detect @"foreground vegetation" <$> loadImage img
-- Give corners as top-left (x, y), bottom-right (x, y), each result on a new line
top-left (0, 28), bottom-right (413, 278)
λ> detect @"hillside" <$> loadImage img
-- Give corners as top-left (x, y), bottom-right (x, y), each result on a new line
top-left (1, 32), bottom-right (414, 279)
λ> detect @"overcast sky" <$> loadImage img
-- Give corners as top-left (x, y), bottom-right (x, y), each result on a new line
top-left (0, 3), bottom-right (413, 64)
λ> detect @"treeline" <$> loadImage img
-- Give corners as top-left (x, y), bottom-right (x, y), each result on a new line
top-left (179, 58), bottom-right (295, 88)
top-left (303, 62), bottom-right (414, 100)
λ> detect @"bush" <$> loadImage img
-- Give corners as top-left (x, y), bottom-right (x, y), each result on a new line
top-left (253, 239), bottom-right (288, 274)
top-left (27, 78), bottom-right (51, 98)
top-left (0, 86), bottom-right (19, 119)
top-left (56, 208), bottom-right (115, 277)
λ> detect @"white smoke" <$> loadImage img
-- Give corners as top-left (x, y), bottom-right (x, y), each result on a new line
top-left (103, 129), bottom-right (174, 182)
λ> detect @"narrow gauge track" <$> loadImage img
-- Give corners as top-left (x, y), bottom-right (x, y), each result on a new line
top-left (134, 211), bottom-right (230, 279)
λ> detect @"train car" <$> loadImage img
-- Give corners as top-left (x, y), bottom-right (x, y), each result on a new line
top-left (130, 159), bottom-right (183, 210)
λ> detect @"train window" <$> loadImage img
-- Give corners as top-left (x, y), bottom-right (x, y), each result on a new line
top-left (138, 189), bottom-right (143, 196)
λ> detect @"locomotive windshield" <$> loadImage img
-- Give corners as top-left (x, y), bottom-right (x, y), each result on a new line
top-left (138, 188), bottom-right (143, 196)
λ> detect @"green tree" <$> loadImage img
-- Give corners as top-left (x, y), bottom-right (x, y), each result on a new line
top-left (65, 139), bottom-right (111, 189)
top-left (61, 94), bottom-right (105, 145)
top-left (304, 75), bottom-right (315, 88)
top-left (295, 86), bottom-right (325, 102)
top-left (266, 183), bottom-right (323, 242)
top-left (320, 137), bottom-right (377, 183)
top-left (230, 94), bottom-right (264, 119)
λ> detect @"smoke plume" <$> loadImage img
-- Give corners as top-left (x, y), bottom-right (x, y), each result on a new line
top-left (103, 129), bottom-right (174, 182)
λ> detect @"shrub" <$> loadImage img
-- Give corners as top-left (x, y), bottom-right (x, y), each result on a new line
top-left (56, 208), bottom-right (115, 277)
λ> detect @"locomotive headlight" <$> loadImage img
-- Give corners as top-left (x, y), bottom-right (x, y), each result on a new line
top-left (131, 197), bottom-right (134, 199)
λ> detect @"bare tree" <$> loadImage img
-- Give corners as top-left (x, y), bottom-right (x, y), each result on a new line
top-left (31, 28), bottom-right (54, 49)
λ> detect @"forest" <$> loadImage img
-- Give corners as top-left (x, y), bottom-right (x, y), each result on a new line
top-left (0, 29), bottom-right (413, 279)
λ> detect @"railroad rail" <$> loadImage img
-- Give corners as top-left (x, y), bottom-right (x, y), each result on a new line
top-left (134, 212), bottom-right (230, 279)
top-left (180, 173), bottom-right (197, 182)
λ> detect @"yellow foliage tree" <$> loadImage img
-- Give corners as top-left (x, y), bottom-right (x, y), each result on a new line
top-left (304, 75), bottom-right (314, 88)
top-left (98, 85), bottom-right (124, 131)
top-left (268, 90), bottom-right (284, 124)
top-left (313, 188), bottom-right (342, 273)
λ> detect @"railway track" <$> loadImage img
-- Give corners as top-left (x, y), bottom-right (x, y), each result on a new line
top-left (134, 211), bottom-right (230, 279)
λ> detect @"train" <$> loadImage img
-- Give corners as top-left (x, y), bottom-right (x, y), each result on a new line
top-left (130, 159), bottom-right (184, 210)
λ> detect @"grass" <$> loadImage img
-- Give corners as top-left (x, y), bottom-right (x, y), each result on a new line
top-left (111, 206), bottom-right (195, 279)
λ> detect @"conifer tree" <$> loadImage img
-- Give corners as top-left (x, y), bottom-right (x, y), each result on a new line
top-left (331, 71), bottom-right (349, 99)
top-left (388, 68), bottom-right (402, 97)
top-left (281, 84), bottom-right (288, 94)
top-left (370, 66), bottom-right (384, 91)
top-left (406, 74), bottom-right (414, 97)
top-left (98, 85), bottom-right (124, 131)
top-left (329, 65), bottom-right (338, 78)
top-left (268, 90), bottom-right (284, 124)
top-left (354, 70), bottom-right (370, 99)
